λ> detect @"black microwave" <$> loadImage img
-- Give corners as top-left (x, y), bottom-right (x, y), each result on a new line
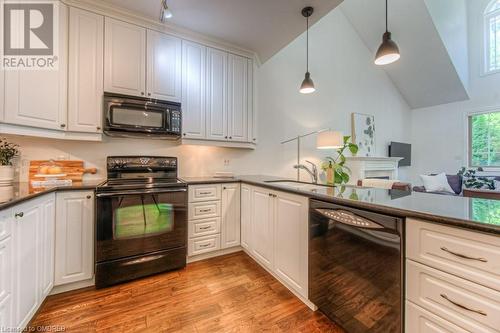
top-left (103, 93), bottom-right (182, 140)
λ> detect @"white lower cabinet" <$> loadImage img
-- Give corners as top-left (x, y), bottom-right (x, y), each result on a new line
top-left (221, 184), bottom-right (240, 249)
top-left (55, 191), bottom-right (94, 286)
top-left (405, 219), bottom-right (500, 333)
top-left (0, 209), bottom-right (13, 329)
top-left (9, 194), bottom-right (55, 330)
top-left (242, 185), bottom-right (309, 299)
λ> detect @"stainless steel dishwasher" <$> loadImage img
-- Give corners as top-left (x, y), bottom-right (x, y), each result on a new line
top-left (309, 199), bottom-right (403, 333)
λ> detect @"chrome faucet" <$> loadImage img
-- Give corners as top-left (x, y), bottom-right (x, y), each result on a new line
top-left (294, 160), bottom-right (318, 184)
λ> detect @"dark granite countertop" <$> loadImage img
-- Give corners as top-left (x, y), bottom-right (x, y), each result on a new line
top-left (0, 180), bottom-right (104, 210)
top-left (182, 175), bottom-right (500, 235)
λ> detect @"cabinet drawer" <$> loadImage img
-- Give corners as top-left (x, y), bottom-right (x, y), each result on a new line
top-left (188, 235), bottom-right (220, 256)
top-left (407, 260), bottom-right (500, 333)
top-left (188, 184), bottom-right (221, 202)
top-left (188, 201), bottom-right (221, 220)
top-left (407, 219), bottom-right (500, 291)
top-left (0, 210), bottom-right (12, 241)
top-left (188, 217), bottom-right (220, 238)
top-left (406, 301), bottom-right (469, 333)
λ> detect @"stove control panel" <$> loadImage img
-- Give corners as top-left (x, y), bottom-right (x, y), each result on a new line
top-left (107, 156), bottom-right (177, 171)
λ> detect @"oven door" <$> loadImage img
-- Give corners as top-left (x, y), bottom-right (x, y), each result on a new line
top-left (96, 187), bottom-right (187, 263)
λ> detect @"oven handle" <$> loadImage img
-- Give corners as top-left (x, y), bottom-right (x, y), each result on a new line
top-left (96, 188), bottom-right (187, 197)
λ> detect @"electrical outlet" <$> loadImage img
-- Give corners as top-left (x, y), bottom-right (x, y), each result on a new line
top-left (224, 159), bottom-right (230, 166)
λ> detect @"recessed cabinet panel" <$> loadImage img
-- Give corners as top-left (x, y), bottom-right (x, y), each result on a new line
top-left (55, 191), bottom-right (94, 286)
top-left (227, 54), bottom-right (248, 142)
top-left (0, 237), bottom-right (13, 327)
top-left (206, 48), bottom-right (228, 141)
top-left (240, 185), bottom-right (251, 250)
top-left (3, 4), bottom-right (68, 131)
top-left (147, 30), bottom-right (182, 101)
top-left (68, 7), bottom-right (104, 133)
top-left (182, 41), bottom-right (206, 139)
top-left (104, 18), bottom-right (146, 97)
top-left (221, 184), bottom-right (240, 249)
top-left (251, 188), bottom-right (273, 269)
top-left (39, 198), bottom-right (55, 299)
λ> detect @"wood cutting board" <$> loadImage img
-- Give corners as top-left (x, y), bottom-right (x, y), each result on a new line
top-left (29, 160), bottom-right (97, 183)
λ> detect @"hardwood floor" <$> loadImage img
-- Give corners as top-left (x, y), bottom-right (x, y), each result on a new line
top-left (30, 252), bottom-right (344, 333)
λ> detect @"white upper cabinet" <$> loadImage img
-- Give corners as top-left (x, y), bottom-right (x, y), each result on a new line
top-left (55, 191), bottom-right (94, 286)
top-left (3, 4), bottom-right (68, 131)
top-left (227, 54), bottom-right (249, 142)
top-left (68, 7), bottom-right (104, 133)
top-left (147, 30), bottom-right (182, 101)
top-left (182, 41), bottom-right (206, 139)
top-left (248, 59), bottom-right (257, 144)
top-left (0, 66), bottom-right (4, 122)
top-left (206, 48), bottom-right (228, 141)
top-left (104, 18), bottom-right (146, 97)
top-left (221, 184), bottom-right (240, 249)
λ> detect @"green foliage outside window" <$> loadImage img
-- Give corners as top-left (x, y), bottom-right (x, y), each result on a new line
top-left (469, 112), bottom-right (500, 167)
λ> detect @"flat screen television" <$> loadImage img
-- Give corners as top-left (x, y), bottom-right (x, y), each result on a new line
top-left (389, 142), bottom-right (411, 167)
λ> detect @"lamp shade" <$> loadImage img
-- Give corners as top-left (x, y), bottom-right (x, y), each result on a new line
top-left (374, 32), bottom-right (400, 65)
top-left (317, 131), bottom-right (343, 149)
top-left (300, 72), bottom-right (315, 94)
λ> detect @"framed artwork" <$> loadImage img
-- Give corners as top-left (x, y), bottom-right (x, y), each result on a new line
top-left (352, 113), bottom-right (376, 157)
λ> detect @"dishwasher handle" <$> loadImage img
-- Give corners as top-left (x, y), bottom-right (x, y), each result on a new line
top-left (315, 209), bottom-right (385, 229)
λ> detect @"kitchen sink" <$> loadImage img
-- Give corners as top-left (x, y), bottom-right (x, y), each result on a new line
top-left (264, 180), bottom-right (336, 192)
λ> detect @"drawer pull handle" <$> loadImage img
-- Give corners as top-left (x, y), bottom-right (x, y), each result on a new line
top-left (440, 294), bottom-right (487, 316)
top-left (199, 226), bottom-right (212, 230)
top-left (14, 212), bottom-right (24, 218)
top-left (199, 244), bottom-right (211, 248)
top-left (440, 247), bottom-right (487, 262)
top-left (199, 192), bottom-right (212, 195)
top-left (199, 209), bottom-right (212, 213)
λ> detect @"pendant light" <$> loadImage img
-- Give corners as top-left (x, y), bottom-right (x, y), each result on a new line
top-left (374, 0), bottom-right (400, 65)
top-left (160, 0), bottom-right (173, 22)
top-left (300, 6), bottom-right (315, 94)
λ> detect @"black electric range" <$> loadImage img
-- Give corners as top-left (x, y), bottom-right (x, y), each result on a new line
top-left (95, 156), bottom-right (187, 288)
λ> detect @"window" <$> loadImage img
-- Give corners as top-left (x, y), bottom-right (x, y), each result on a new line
top-left (469, 111), bottom-right (500, 167)
top-left (485, 0), bottom-right (500, 73)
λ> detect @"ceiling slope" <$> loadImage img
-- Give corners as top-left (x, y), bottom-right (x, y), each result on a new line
top-left (340, 0), bottom-right (469, 109)
top-left (102, 0), bottom-right (343, 63)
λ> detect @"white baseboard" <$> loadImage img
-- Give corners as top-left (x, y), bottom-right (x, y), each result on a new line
top-left (50, 278), bottom-right (95, 295)
top-left (187, 246), bottom-right (243, 263)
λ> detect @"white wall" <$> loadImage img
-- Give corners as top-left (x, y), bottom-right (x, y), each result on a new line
top-left (5, 5), bottom-right (411, 184)
top-left (252, 6), bottom-right (412, 182)
top-left (411, 0), bottom-right (500, 183)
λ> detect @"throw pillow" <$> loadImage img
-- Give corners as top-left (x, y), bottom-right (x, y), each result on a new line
top-left (420, 173), bottom-right (456, 194)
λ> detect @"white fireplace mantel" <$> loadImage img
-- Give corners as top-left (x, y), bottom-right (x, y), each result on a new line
top-left (345, 156), bottom-right (403, 185)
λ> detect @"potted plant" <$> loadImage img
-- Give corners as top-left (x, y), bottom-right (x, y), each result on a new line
top-left (321, 136), bottom-right (358, 186)
top-left (0, 138), bottom-right (19, 185)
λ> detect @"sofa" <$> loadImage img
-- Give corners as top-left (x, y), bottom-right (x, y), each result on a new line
top-left (413, 174), bottom-right (500, 200)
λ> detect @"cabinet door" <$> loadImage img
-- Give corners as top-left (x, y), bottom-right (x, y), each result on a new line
top-left (206, 48), bottom-right (227, 141)
top-left (227, 54), bottom-right (248, 142)
top-left (274, 191), bottom-right (308, 297)
top-left (251, 188), bottom-right (273, 269)
top-left (147, 30), bottom-right (181, 101)
top-left (3, 4), bottom-right (68, 131)
top-left (0, 65), bottom-right (4, 122)
top-left (68, 7), bottom-right (104, 133)
top-left (240, 185), bottom-right (251, 250)
top-left (55, 191), bottom-right (94, 286)
top-left (104, 18), bottom-right (146, 97)
top-left (13, 201), bottom-right (41, 329)
top-left (0, 236), bottom-right (13, 329)
top-left (39, 196), bottom-right (55, 299)
top-left (221, 184), bottom-right (240, 249)
top-left (248, 58), bottom-right (257, 144)
top-left (181, 41), bottom-right (206, 139)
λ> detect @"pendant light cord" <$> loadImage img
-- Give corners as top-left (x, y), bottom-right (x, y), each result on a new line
top-left (306, 15), bottom-right (309, 72)
top-left (385, 0), bottom-right (388, 32)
